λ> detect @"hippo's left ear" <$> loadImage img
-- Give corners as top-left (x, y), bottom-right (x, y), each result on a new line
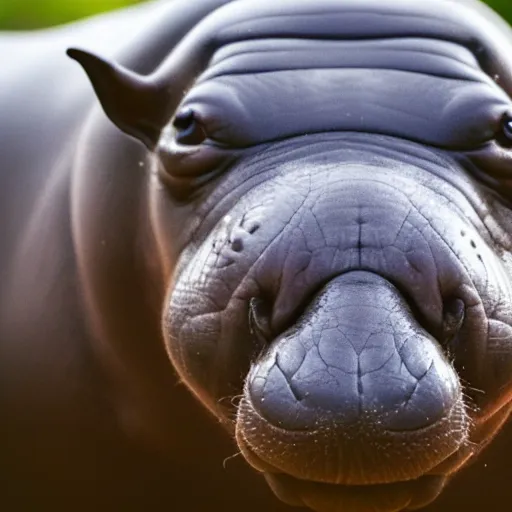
top-left (67, 48), bottom-right (171, 149)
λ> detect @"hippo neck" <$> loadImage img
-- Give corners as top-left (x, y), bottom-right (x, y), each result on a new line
top-left (69, 112), bottom-right (186, 447)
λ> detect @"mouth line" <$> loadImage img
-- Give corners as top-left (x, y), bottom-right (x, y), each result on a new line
top-left (263, 471), bottom-right (448, 512)
top-left (267, 469), bottom-right (441, 492)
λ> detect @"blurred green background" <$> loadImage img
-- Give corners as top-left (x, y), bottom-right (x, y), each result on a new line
top-left (0, 0), bottom-right (143, 29)
top-left (0, 0), bottom-right (511, 30)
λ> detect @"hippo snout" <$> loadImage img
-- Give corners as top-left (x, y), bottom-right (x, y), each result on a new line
top-left (236, 271), bottom-right (467, 487)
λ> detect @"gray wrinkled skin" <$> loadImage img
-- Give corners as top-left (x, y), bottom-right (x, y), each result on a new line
top-left (164, 135), bottom-right (512, 510)
top-left (156, 2), bottom-right (512, 509)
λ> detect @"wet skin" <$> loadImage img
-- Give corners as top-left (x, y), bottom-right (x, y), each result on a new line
top-left (3, 0), bottom-right (512, 511)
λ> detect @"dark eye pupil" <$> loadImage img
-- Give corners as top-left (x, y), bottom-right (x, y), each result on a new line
top-left (503, 117), bottom-right (512, 141)
top-left (172, 108), bottom-right (207, 145)
top-left (173, 109), bottom-right (195, 131)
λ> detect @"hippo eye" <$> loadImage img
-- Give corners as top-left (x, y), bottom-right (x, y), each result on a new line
top-left (501, 115), bottom-right (512, 144)
top-left (173, 108), bottom-right (207, 145)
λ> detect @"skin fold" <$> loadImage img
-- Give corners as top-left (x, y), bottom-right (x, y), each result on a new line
top-left (2, 0), bottom-right (512, 511)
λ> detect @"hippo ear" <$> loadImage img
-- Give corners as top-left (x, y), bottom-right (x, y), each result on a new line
top-left (67, 48), bottom-right (172, 149)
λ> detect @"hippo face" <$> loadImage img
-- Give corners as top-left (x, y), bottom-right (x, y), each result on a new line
top-left (70, 1), bottom-right (512, 510)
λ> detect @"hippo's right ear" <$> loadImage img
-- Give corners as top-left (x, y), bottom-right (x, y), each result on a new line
top-left (67, 48), bottom-right (171, 149)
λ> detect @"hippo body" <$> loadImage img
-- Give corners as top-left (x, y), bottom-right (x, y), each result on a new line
top-left (2, 1), bottom-right (512, 510)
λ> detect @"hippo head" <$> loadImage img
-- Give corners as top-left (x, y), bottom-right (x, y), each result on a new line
top-left (69, 0), bottom-right (512, 510)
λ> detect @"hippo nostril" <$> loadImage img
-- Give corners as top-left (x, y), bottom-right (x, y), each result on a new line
top-left (249, 297), bottom-right (273, 347)
top-left (442, 297), bottom-right (465, 345)
top-left (231, 237), bottom-right (244, 252)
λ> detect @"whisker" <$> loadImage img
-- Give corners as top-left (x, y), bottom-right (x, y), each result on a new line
top-left (223, 451), bottom-right (243, 469)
